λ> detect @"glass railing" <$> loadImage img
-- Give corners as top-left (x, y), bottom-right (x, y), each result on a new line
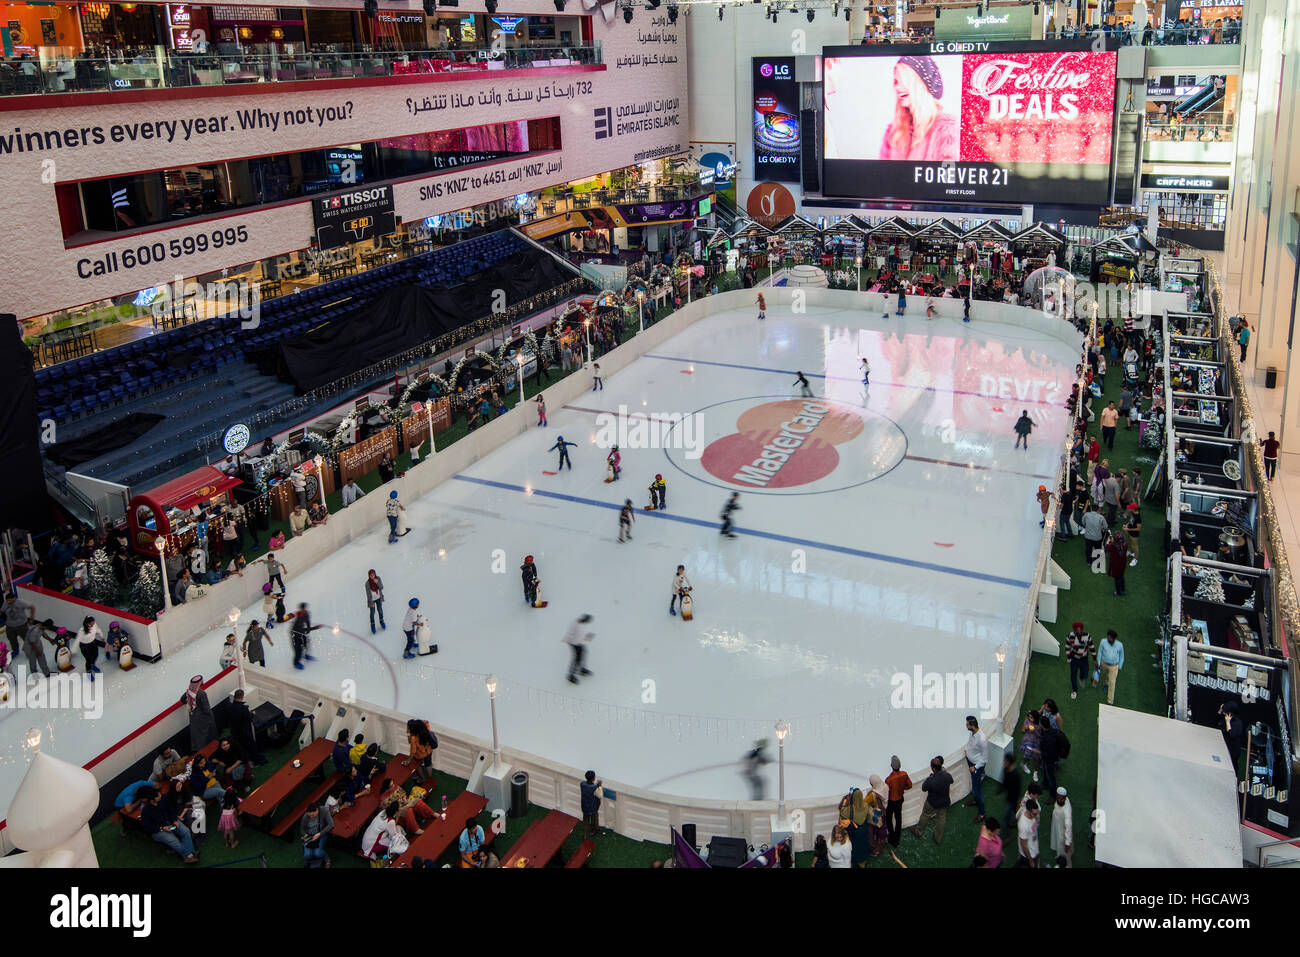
top-left (0, 45), bottom-right (600, 98)
top-left (1144, 120), bottom-right (1235, 142)
top-left (862, 23), bottom-right (1243, 45)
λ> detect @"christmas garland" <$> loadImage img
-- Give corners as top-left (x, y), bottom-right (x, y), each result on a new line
top-left (254, 431), bottom-right (334, 491)
top-left (558, 301), bottom-right (590, 328)
top-left (394, 371), bottom-right (453, 422)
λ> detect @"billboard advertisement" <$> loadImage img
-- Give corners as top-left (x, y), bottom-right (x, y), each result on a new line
top-left (933, 4), bottom-right (1035, 39)
top-left (822, 40), bottom-right (1117, 205)
top-left (752, 56), bottom-right (801, 183)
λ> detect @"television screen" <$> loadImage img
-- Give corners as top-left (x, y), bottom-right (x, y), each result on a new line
top-left (821, 40), bottom-right (1118, 205)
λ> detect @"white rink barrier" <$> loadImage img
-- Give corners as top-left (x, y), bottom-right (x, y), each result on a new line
top-left (136, 288), bottom-right (1080, 851)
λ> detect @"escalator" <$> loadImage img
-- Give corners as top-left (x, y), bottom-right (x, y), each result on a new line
top-left (1174, 77), bottom-right (1225, 118)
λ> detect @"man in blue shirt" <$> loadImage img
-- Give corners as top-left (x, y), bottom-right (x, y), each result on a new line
top-left (580, 770), bottom-right (602, 839)
top-left (1096, 629), bottom-right (1125, 705)
top-left (459, 816), bottom-right (486, 867)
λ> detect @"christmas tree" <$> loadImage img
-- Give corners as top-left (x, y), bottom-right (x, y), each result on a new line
top-left (86, 549), bottom-right (118, 607)
top-left (129, 562), bottom-right (164, 618)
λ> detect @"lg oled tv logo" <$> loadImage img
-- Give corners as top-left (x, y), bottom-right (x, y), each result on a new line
top-left (759, 62), bottom-right (790, 78)
top-left (594, 107), bottom-right (613, 140)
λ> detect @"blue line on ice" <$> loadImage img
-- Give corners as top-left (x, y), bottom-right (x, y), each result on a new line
top-left (450, 474), bottom-right (1032, 590)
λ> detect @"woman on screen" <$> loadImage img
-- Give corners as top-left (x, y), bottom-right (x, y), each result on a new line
top-left (879, 55), bottom-right (959, 162)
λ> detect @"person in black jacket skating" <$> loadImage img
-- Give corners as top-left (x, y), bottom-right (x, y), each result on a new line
top-left (521, 555), bottom-right (539, 606)
top-left (720, 492), bottom-right (741, 539)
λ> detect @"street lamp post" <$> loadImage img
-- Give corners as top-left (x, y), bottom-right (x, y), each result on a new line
top-left (486, 674), bottom-right (501, 773)
top-left (584, 318), bottom-right (593, 366)
top-left (314, 455), bottom-right (327, 513)
top-left (155, 537), bottom-right (172, 611)
top-left (774, 719), bottom-right (790, 821)
top-left (855, 255), bottom-right (862, 292)
top-left (228, 607), bottom-right (247, 691)
top-left (516, 354), bottom-right (525, 405)
top-left (637, 290), bottom-right (645, 334)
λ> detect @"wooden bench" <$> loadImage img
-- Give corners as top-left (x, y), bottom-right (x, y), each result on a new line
top-left (112, 740), bottom-right (220, 829)
top-left (269, 772), bottom-right (342, 838)
top-left (564, 839), bottom-right (595, 868)
top-left (331, 756), bottom-right (415, 841)
top-left (500, 808), bottom-right (579, 869)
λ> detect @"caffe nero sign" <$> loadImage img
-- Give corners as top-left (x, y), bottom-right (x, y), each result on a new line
top-left (1141, 173), bottom-right (1230, 191)
top-left (934, 4), bottom-right (1034, 39)
top-left (312, 185), bottom-right (397, 251)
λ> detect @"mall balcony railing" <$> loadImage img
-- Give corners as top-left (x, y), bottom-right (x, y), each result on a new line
top-left (862, 23), bottom-right (1242, 45)
top-left (1143, 120), bottom-right (1235, 142)
top-left (0, 45), bottom-right (601, 98)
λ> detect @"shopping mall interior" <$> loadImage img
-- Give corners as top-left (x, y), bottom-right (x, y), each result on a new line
top-left (0, 0), bottom-right (1296, 898)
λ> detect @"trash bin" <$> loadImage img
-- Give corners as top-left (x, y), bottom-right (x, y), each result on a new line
top-left (509, 770), bottom-right (529, 818)
top-left (1267, 366), bottom-right (1278, 389)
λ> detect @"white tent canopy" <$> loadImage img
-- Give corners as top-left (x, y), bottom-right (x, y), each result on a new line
top-left (1095, 706), bottom-right (1242, 868)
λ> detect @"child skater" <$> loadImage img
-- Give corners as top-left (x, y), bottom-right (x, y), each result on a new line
top-left (535, 394), bottom-right (548, 427)
top-left (619, 500), bottom-right (635, 543)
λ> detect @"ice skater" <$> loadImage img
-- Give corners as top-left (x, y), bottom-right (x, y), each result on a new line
top-left (401, 598), bottom-right (425, 660)
top-left (618, 496), bottom-right (639, 540)
top-left (385, 490), bottom-right (406, 543)
top-left (925, 296), bottom-right (937, 319)
top-left (756, 292), bottom-right (766, 320)
top-left (242, 619), bottom-right (271, 668)
top-left (535, 394), bottom-right (548, 427)
top-left (1013, 410), bottom-right (1036, 450)
top-left (881, 291), bottom-right (890, 319)
top-left (647, 474), bottom-right (666, 510)
top-left (720, 492), bottom-right (742, 539)
top-left (793, 371), bottom-right (813, 398)
top-left (669, 564), bottom-right (692, 616)
top-left (860, 356), bottom-right (871, 385)
top-left (896, 287), bottom-right (907, 316)
top-left (564, 614), bottom-right (595, 684)
top-left (365, 569), bottom-right (386, 634)
top-left (592, 362), bottom-right (603, 391)
top-left (290, 603), bottom-right (321, 671)
top-left (1036, 485), bottom-right (1054, 528)
top-left (963, 295), bottom-right (971, 323)
top-left (743, 739), bottom-right (771, 800)
top-left (521, 555), bottom-right (540, 606)
top-left (606, 445), bottom-right (621, 482)
top-left (549, 435), bottom-right (577, 471)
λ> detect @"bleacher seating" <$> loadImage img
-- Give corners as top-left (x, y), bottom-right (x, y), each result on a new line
top-left (37, 230), bottom-right (530, 489)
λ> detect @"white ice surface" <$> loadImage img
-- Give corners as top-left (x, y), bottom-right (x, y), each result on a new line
top-left (0, 303), bottom-right (1078, 815)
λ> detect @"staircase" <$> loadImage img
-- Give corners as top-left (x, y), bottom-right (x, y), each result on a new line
top-left (47, 360), bottom-right (341, 492)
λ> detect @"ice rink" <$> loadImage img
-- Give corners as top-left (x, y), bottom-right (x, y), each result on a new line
top-left (227, 300), bottom-right (1078, 800)
top-left (0, 299), bottom-right (1080, 814)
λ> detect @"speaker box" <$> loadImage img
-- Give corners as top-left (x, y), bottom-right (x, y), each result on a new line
top-left (706, 835), bottom-right (749, 868)
top-left (681, 822), bottom-right (697, 847)
top-left (801, 109), bottom-right (819, 194)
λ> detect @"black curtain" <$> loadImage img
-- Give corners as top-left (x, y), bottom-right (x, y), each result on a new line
top-left (0, 316), bottom-right (53, 532)
top-left (259, 249), bottom-right (572, 392)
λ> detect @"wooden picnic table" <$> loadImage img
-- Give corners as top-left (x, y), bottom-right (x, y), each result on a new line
top-left (500, 808), bottom-right (579, 869)
top-left (331, 755), bottom-right (415, 840)
top-left (390, 790), bottom-right (487, 868)
top-left (240, 737), bottom-right (334, 820)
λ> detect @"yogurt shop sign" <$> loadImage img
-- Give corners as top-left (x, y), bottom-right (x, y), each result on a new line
top-left (935, 4), bottom-right (1034, 39)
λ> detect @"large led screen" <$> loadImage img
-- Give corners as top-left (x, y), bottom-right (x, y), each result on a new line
top-left (822, 40), bottom-right (1118, 204)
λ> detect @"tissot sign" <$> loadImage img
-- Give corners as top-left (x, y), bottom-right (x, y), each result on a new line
top-left (312, 186), bottom-right (396, 250)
